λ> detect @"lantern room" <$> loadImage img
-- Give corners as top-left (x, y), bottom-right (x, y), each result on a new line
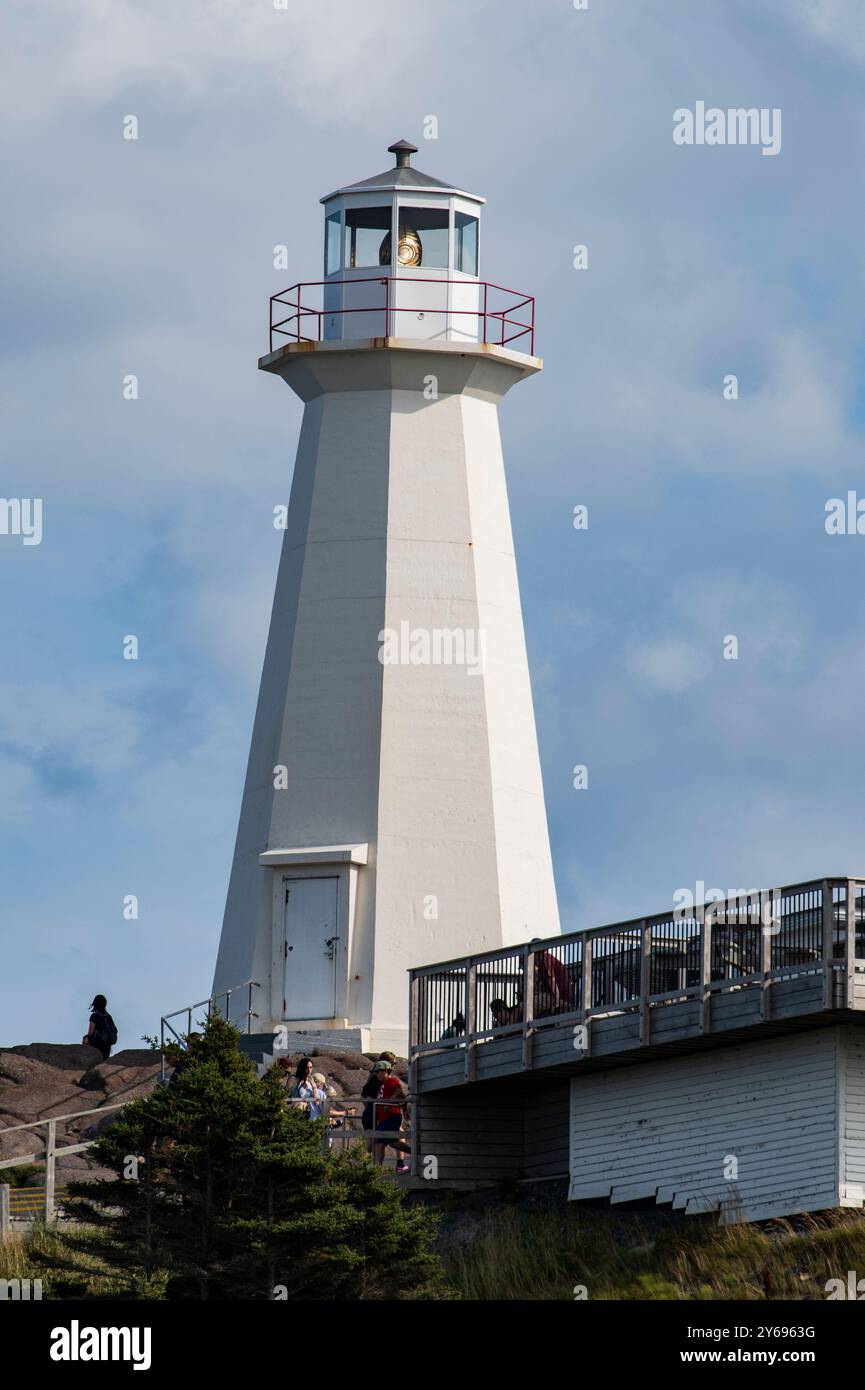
top-left (319, 138), bottom-right (485, 343)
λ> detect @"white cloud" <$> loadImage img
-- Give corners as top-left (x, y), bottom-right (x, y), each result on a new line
top-left (0, 0), bottom-right (408, 128)
top-left (626, 637), bottom-right (704, 694)
top-left (786, 0), bottom-right (865, 65)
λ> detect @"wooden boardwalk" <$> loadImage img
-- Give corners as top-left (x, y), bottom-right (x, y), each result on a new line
top-left (409, 875), bottom-right (865, 1094)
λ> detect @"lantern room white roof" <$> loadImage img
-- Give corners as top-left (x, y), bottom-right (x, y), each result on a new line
top-left (320, 138), bottom-right (485, 205)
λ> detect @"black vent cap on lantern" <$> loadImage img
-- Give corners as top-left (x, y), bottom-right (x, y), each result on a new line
top-left (388, 138), bottom-right (419, 168)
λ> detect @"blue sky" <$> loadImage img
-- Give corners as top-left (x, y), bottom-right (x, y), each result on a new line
top-left (3, 0), bottom-right (865, 1050)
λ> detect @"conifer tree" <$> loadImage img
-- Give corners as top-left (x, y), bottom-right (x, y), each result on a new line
top-left (67, 1015), bottom-right (445, 1300)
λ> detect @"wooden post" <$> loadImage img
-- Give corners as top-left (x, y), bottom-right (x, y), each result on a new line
top-left (581, 935), bottom-right (593, 1016)
top-left (760, 890), bottom-right (773, 1021)
top-left (0, 1184), bottom-right (10, 1242)
top-left (410, 1092), bottom-right (420, 1179)
top-left (407, 966), bottom-right (420, 1178)
top-left (639, 920), bottom-right (651, 1046)
top-left (320, 1098), bottom-right (331, 1156)
top-left (522, 945), bottom-right (535, 1071)
top-left (408, 973), bottom-right (420, 1097)
top-left (847, 880), bottom-right (857, 1009)
top-left (822, 879), bottom-right (836, 1009)
top-left (44, 1120), bottom-right (56, 1225)
top-left (465, 961), bottom-right (476, 1082)
top-left (580, 936), bottom-right (593, 1057)
top-left (409, 973), bottom-right (420, 1052)
top-left (699, 904), bottom-right (711, 1034)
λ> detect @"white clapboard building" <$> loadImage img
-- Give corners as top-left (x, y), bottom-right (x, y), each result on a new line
top-left (409, 877), bottom-right (865, 1223)
top-left (212, 141), bottom-right (560, 1054)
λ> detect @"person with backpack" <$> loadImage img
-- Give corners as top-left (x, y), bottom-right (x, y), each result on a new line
top-left (82, 994), bottom-right (118, 1061)
top-left (368, 1060), bottom-right (411, 1173)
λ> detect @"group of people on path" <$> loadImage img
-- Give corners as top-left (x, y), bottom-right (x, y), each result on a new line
top-left (80, 995), bottom-right (411, 1174)
top-left (280, 1053), bottom-right (410, 1173)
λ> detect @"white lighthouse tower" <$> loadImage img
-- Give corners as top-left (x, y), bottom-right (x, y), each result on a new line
top-left (213, 140), bottom-right (560, 1053)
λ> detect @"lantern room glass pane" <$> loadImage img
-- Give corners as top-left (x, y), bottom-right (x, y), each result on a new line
top-left (344, 206), bottom-right (392, 269)
top-left (455, 213), bottom-right (478, 276)
top-left (325, 210), bottom-right (341, 276)
top-left (394, 206), bottom-right (449, 269)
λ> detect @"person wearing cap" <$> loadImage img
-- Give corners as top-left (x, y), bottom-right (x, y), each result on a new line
top-left (369, 1060), bottom-right (410, 1172)
top-left (359, 1054), bottom-right (406, 1154)
top-left (82, 994), bottom-right (118, 1061)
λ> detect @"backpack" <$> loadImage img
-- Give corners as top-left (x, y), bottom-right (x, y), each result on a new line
top-left (94, 1011), bottom-right (118, 1048)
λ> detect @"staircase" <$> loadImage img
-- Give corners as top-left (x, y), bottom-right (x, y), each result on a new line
top-left (160, 986), bottom-right (387, 1076)
top-left (159, 980), bottom-right (262, 1076)
top-left (235, 1032), bottom-right (278, 1076)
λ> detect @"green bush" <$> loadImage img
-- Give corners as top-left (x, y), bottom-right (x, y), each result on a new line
top-left (66, 1014), bottom-right (447, 1300)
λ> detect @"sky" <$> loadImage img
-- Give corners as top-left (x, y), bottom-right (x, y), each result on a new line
top-left (2, 0), bottom-right (865, 1050)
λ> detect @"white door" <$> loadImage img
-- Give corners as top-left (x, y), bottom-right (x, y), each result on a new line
top-left (282, 876), bottom-right (339, 1020)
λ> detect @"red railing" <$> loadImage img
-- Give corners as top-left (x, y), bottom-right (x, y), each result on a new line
top-left (268, 277), bottom-right (535, 355)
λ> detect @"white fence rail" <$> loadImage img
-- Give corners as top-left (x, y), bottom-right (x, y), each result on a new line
top-left (0, 1090), bottom-right (411, 1237)
top-left (0, 1102), bottom-right (125, 1233)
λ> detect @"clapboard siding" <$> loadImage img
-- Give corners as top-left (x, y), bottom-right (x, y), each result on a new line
top-left (568, 1028), bottom-right (841, 1223)
top-left (523, 1083), bottom-right (570, 1179)
top-left (415, 1081), bottom-right (571, 1185)
top-left (415, 1088), bottom-right (523, 1183)
top-left (415, 1051), bottom-right (467, 1091)
top-left (842, 1028), bottom-right (865, 1197)
top-left (474, 1038), bottom-right (523, 1079)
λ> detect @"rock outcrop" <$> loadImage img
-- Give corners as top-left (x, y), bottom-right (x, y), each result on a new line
top-left (0, 1042), bottom-right (409, 1186)
top-left (0, 1045), bottom-right (163, 1182)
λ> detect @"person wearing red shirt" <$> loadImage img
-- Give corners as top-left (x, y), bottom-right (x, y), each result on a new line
top-left (370, 1060), bottom-right (411, 1172)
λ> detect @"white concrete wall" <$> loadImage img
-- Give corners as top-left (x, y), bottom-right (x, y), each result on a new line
top-left (213, 342), bottom-right (560, 1042)
top-left (212, 389), bottom-right (389, 1026)
top-left (569, 1029), bottom-right (841, 1223)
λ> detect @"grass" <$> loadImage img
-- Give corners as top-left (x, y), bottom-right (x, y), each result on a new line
top-left (0, 1224), bottom-right (167, 1299)
top-left (8, 1199), bottom-right (865, 1300)
top-left (434, 1199), bottom-right (865, 1301)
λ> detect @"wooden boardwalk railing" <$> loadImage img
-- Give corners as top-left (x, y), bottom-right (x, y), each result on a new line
top-left (408, 875), bottom-right (865, 1085)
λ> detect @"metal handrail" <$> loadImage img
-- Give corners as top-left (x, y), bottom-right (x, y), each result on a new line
top-left (268, 276), bottom-right (535, 354)
top-left (285, 1095), bottom-right (411, 1172)
top-left (159, 979), bottom-right (260, 1080)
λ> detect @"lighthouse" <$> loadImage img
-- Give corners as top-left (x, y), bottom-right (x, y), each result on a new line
top-left (213, 140), bottom-right (560, 1054)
